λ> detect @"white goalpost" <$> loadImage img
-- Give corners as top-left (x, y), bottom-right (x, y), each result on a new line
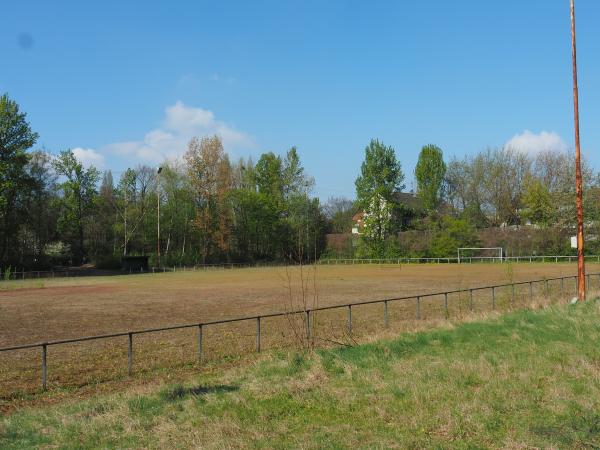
top-left (457, 247), bottom-right (504, 263)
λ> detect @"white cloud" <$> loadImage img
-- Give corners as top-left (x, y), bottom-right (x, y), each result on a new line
top-left (105, 101), bottom-right (254, 164)
top-left (504, 130), bottom-right (569, 155)
top-left (72, 147), bottom-right (105, 169)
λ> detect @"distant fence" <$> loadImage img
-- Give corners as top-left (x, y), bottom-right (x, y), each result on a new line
top-left (0, 261), bottom-right (287, 281)
top-left (2, 255), bottom-right (599, 282)
top-left (319, 255), bottom-right (600, 265)
top-left (1, 272), bottom-right (597, 393)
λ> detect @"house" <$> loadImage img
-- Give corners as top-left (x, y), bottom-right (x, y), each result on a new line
top-left (352, 212), bottom-right (365, 234)
top-left (351, 191), bottom-right (424, 234)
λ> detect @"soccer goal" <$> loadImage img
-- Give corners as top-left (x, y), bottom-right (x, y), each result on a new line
top-left (457, 247), bottom-right (504, 263)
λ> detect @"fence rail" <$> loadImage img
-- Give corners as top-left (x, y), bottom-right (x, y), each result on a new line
top-left (0, 261), bottom-right (287, 281)
top-left (319, 255), bottom-right (600, 265)
top-left (2, 255), bottom-right (600, 282)
top-left (1, 272), bottom-right (597, 392)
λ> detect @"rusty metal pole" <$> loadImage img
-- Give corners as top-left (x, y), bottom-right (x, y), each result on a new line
top-left (156, 167), bottom-right (162, 269)
top-left (570, 0), bottom-right (586, 301)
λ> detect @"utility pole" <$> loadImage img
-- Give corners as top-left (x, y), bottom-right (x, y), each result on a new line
top-left (570, 0), bottom-right (586, 301)
top-left (157, 167), bottom-right (163, 268)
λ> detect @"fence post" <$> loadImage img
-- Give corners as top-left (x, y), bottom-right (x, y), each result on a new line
top-left (128, 333), bottom-right (133, 376)
top-left (306, 310), bottom-right (311, 342)
top-left (561, 277), bottom-right (564, 297)
top-left (512, 283), bottom-right (515, 303)
top-left (197, 325), bottom-right (203, 362)
top-left (469, 289), bottom-right (473, 311)
top-left (416, 296), bottom-right (421, 320)
top-left (256, 317), bottom-right (261, 353)
top-left (492, 287), bottom-right (496, 310)
top-left (41, 344), bottom-right (47, 391)
top-left (444, 293), bottom-right (449, 318)
top-left (347, 305), bottom-right (352, 334)
top-left (384, 300), bottom-right (389, 328)
top-left (586, 274), bottom-right (590, 292)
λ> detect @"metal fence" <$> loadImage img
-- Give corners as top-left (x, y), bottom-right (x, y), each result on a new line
top-left (2, 255), bottom-right (599, 282)
top-left (319, 255), bottom-right (600, 265)
top-left (0, 261), bottom-right (287, 281)
top-left (1, 272), bottom-right (597, 392)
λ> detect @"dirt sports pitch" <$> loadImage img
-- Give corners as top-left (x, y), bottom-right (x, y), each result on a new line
top-left (1, 262), bottom-right (599, 406)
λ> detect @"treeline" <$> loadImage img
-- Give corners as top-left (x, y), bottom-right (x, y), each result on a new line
top-left (2, 93), bottom-right (597, 269)
top-left (326, 140), bottom-right (600, 259)
top-left (0, 95), bottom-right (326, 269)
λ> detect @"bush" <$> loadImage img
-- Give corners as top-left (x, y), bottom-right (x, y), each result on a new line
top-left (430, 217), bottom-right (480, 257)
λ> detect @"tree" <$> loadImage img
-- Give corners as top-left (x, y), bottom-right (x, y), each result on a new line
top-left (185, 135), bottom-right (232, 263)
top-left (92, 170), bottom-right (118, 263)
top-left (52, 150), bottom-right (100, 264)
top-left (0, 93), bottom-right (39, 266)
top-left (324, 197), bottom-right (356, 234)
top-left (446, 155), bottom-right (488, 227)
top-left (254, 152), bottom-right (283, 204)
top-left (415, 144), bottom-right (446, 211)
top-left (521, 176), bottom-right (553, 227)
top-left (362, 193), bottom-right (394, 243)
top-left (355, 139), bottom-right (404, 251)
top-left (115, 168), bottom-right (136, 255)
top-left (282, 147), bottom-right (314, 199)
top-left (484, 148), bottom-right (530, 226)
top-left (21, 151), bottom-right (58, 266)
top-left (157, 162), bottom-right (195, 265)
top-left (355, 139), bottom-right (404, 205)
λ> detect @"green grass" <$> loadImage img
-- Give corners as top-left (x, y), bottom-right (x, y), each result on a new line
top-left (3, 302), bottom-right (600, 449)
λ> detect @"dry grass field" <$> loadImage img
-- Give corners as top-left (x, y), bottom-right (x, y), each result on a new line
top-left (1, 262), bottom-right (599, 409)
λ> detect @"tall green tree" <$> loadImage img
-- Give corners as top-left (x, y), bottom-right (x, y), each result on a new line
top-left (355, 139), bottom-right (404, 205)
top-left (254, 152), bottom-right (284, 203)
top-left (355, 139), bottom-right (404, 249)
top-left (415, 144), bottom-right (446, 211)
top-left (0, 94), bottom-right (39, 266)
top-left (53, 150), bottom-right (100, 264)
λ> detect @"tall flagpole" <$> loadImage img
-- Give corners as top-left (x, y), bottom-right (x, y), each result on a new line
top-left (570, 0), bottom-right (586, 301)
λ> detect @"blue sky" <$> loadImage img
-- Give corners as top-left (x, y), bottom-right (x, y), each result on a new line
top-left (2, 1), bottom-right (599, 199)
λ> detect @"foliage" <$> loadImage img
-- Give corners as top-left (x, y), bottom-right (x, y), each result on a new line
top-left (355, 139), bottom-right (404, 251)
top-left (521, 176), bottom-right (553, 227)
top-left (415, 144), bottom-right (446, 211)
top-left (429, 216), bottom-right (480, 257)
top-left (323, 197), bottom-right (356, 234)
top-left (0, 93), bottom-right (39, 266)
top-left (355, 139), bottom-right (404, 207)
top-left (185, 136), bottom-right (232, 263)
top-left (52, 150), bottom-right (100, 264)
top-left (4, 94), bottom-right (600, 269)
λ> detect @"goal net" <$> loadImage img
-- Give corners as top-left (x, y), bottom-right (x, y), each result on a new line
top-left (457, 247), bottom-right (503, 263)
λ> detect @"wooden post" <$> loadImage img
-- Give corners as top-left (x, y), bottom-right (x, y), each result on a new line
top-left (128, 333), bottom-right (133, 376)
top-left (41, 344), bottom-right (47, 391)
top-left (197, 325), bottom-right (203, 362)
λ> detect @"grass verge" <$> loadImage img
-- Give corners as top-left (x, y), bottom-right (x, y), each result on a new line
top-left (2, 301), bottom-right (600, 449)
